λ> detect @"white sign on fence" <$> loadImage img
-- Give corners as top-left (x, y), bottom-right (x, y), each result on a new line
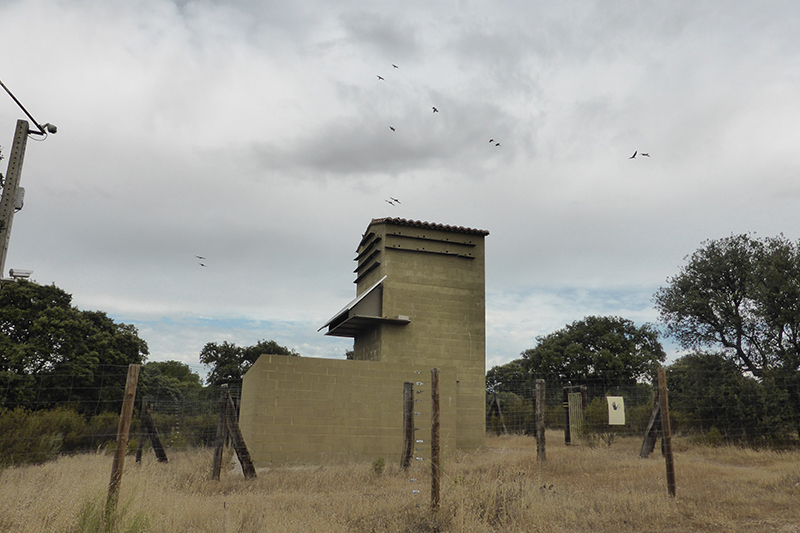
top-left (606, 396), bottom-right (625, 425)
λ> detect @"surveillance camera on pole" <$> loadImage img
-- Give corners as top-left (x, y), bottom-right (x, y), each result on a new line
top-left (9, 268), bottom-right (32, 279)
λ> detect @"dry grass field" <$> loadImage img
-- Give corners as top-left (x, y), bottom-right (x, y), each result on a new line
top-left (1, 433), bottom-right (799, 532)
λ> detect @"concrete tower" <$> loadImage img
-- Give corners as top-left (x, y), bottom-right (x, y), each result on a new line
top-left (240, 218), bottom-right (488, 464)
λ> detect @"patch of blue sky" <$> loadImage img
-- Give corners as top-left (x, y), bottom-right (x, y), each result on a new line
top-left (484, 283), bottom-right (680, 370)
top-left (111, 313), bottom-right (353, 382)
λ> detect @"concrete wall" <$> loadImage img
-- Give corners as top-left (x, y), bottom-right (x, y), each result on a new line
top-left (240, 354), bottom-right (457, 464)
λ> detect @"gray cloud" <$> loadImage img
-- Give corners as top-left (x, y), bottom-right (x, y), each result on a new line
top-left (2, 0), bottom-right (800, 371)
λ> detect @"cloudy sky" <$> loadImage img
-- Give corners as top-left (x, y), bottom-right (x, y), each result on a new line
top-left (2, 0), bottom-right (799, 378)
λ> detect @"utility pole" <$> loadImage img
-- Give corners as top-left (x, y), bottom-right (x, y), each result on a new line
top-left (0, 78), bottom-right (57, 282)
top-left (0, 119), bottom-right (30, 278)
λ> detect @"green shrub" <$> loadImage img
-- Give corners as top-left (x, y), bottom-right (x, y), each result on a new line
top-left (667, 353), bottom-right (797, 447)
top-left (706, 426), bottom-right (724, 447)
top-left (86, 412), bottom-right (121, 452)
top-left (182, 413), bottom-right (217, 447)
top-left (0, 406), bottom-right (86, 466)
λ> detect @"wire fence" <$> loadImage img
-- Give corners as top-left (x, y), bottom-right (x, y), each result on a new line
top-left (486, 368), bottom-right (800, 448)
top-left (2, 361), bottom-right (800, 466)
top-left (0, 364), bottom-right (232, 466)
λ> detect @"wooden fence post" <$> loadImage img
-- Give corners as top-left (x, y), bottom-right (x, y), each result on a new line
top-left (135, 396), bottom-right (148, 464)
top-left (401, 382), bottom-right (414, 469)
top-left (106, 364), bottom-right (140, 522)
top-left (639, 387), bottom-right (661, 459)
top-left (657, 366), bottom-right (676, 497)
top-left (563, 386), bottom-right (586, 445)
top-left (430, 368), bottom-right (440, 511)
top-left (136, 396), bottom-right (168, 464)
top-left (535, 379), bottom-right (546, 462)
top-left (562, 387), bottom-right (571, 445)
top-left (143, 403), bottom-right (169, 463)
top-left (211, 385), bottom-right (229, 480)
top-left (224, 388), bottom-right (257, 479)
top-left (487, 394), bottom-right (508, 434)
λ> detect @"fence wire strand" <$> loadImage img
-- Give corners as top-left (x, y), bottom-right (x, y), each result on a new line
top-left (2, 362), bottom-right (800, 465)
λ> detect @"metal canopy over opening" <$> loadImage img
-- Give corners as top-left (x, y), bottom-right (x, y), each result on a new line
top-left (319, 275), bottom-right (410, 337)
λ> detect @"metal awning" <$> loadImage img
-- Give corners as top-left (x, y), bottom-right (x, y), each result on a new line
top-left (324, 314), bottom-right (411, 338)
top-left (318, 276), bottom-right (410, 337)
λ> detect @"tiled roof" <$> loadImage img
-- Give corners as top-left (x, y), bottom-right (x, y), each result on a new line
top-left (369, 217), bottom-right (489, 236)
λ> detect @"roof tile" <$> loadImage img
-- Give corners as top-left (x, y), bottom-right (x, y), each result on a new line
top-left (369, 217), bottom-right (489, 236)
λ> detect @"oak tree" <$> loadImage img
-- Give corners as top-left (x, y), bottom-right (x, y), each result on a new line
top-left (487, 315), bottom-right (665, 399)
top-left (200, 339), bottom-right (298, 388)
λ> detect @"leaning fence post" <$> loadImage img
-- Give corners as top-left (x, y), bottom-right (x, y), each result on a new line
top-left (657, 366), bottom-right (677, 497)
top-left (211, 384), bottom-right (229, 480)
top-left (143, 402), bottom-right (169, 463)
top-left (535, 379), bottom-right (546, 462)
top-left (430, 368), bottom-right (441, 510)
top-left (135, 396), bottom-right (148, 464)
top-left (106, 364), bottom-right (140, 523)
top-left (135, 396), bottom-right (168, 464)
top-left (640, 388), bottom-right (661, 459)
top-left (224, 388), bottom-right (257, 479)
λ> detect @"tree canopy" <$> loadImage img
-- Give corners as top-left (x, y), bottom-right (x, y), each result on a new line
top-left (200, 339), bottom-right (299, 387)
top-left (486, 315), bottom-right (665, 398)
top-left (139, 360), bottom-right (204, 404)
top-left (0, 280), bottom-right (149, 414)
top-left (654, 233), bottom-right (800, 377)
top-left (654, 234), bottom-right (800, 438)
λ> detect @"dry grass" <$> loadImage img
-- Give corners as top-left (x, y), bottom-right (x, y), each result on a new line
top-left (1, 433), bottom-right (799, 532)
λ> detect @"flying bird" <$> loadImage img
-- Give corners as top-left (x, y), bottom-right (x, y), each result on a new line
top-left (642, 153), bottom-right (650, 157)
top-left (495, 143), bottom-right (500, 146)
top-left (432, 107), bottom-right (439, 113)
top-left (195, 255), bottom-right (206, 260)
top-left (629, 151), bottom-right (637, 159)
top-left (389, 126), bottom-right (396, 132)
top-left (392, 64), bottom-right (399, 68)
top-left (377, 75), bottom-right (384, 80)
top-left (488, 139), bottom-right (494, 143)
top-left (385, 199), bottom-right (396, 206)
top-left (199, 263), bottom-right (206, 267)
top-left (390, 197), bottom-right (401, 204)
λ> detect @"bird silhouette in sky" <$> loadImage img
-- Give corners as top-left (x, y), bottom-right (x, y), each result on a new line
top-left (389, 126), bottom-right (396, 131)
top-left (385, 199), bottom-right (396, 206)
top-left (630, 151), bottom-right (637, 159)
top-left (495, 143), bottom-right (501, 147)
top-left (432, 107), bottom-right (439, 113)
top-left (392, 64), bottom-right (399, 68)
top-left (377, 75), bottom-right (384, 80)
top-left (642, 153), bottom-right (650, 157)
top-left (390, 197), bottom-right (401, 204)
top-left (195, 255), bottom-right (206, 260)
